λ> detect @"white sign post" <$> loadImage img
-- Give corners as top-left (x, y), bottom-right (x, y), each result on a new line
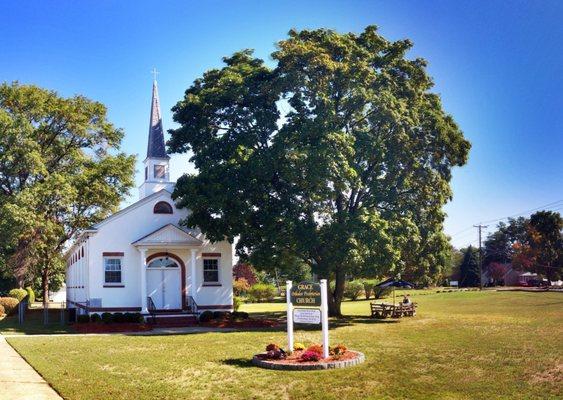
top-left (286, 280), bottom-right (294, 353)
top-left (320, 279), bottom-right (329, 358)
top-left (287, 279), bottom-right (329, 358)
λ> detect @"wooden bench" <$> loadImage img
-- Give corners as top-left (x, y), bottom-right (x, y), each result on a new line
top-left (370, 303), bottom-right (394, 319)
top-left (392, 303), bottom-right (417, 318)
top-left (370, 302), bottom-right (417, 319)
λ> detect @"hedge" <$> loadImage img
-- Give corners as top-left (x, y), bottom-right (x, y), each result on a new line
top-left (0, 297), bottom-right (19, 315)
top-left (247, 283), bottom-right (276, 302)
top-left (25, 287), bottom-right (35, 303)
top-left (8, 288), bottom-right (27, 302)
top-left (343, 280), bottom-right (364, 300)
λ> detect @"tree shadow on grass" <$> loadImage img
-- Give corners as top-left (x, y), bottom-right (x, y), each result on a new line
top-left (222, 358), bottom-right (255, 368)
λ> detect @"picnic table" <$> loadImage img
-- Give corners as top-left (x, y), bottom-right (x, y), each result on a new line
top-left (370, 302), bottom-right (417, 319)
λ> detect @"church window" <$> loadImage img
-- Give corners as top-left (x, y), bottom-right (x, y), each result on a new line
top-left (104, 257), bottom-right (122, 284)
top-left (154, 164), bottom-right (166, 179)
top-left (153, 201), bottom-right (173, 214)
top-left (145, 166), bottom-right (148, 180)
top-left (203, 259), bottom-right (219, 283)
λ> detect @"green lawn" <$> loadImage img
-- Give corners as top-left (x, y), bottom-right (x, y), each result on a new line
top-left (1, 308), bottom-right (74, 335)
top-left (6, 291), bottom-right (563, 399)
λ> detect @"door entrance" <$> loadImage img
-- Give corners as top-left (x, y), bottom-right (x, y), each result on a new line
top-left (146, 256), bottom-right (181, 310)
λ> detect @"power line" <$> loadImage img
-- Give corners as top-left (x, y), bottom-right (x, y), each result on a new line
top-left (479, 199), bottom-right (563, 225)
top-left (449, 200), bottom-right (563, 240)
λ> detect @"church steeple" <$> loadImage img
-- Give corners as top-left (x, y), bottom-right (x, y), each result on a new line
top-left (146, 79), bottom-right (169, 159)
top-left (139, 70), bottom-right (174, 200)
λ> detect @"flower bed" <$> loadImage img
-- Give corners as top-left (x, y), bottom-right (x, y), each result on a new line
top-left (252, 343), bottom-right (365, 370)
top-left (73, 323), bottom-right (153, 333)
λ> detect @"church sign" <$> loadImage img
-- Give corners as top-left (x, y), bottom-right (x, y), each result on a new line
top-left (286, 280), bottom-right (329, 358)
top-left (293, 308), bottom-right (321, 324)
top-left (289, 281), bottom-right (321, 307)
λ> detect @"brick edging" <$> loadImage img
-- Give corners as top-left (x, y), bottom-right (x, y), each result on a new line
top-left (251, 351), bottom-right (365, 370)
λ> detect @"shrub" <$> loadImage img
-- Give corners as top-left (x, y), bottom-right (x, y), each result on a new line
top-left (230, 311), bottom-right (249, 320)
top-left (113, 312), bottom-right (125, 323)
top-left (213, 311), bottom-right (228, 319)
top-left (77, 314), bottom-right (90, 323)
top-left (233, 278), bottom-right (250, 296)
top-left (300, 350), bottom-right (321, 362)
top-left (198, 310), bottom-right (213, 323)
top-left (374, 286), bottom-right (393, 299)
top-left (8, 288), bottom-right (27, 302)
top-left (0, 304), bottom-right (5, 316)
top-left (305, 344), bottom-right (324, 356)
top-left (247, 283), bottom-right (276, 302)
top-left (0, 297), bottom-right (19, 315)
top-left (90, 313), bottom-right (101, 323)
top-left (122, 312), bottom-right (143, 323)
top-left (293, 342), bottom-right (305, 351)
top-left (362, 280), bottom-right (377, 300)
top-left (101, 312), bottom-right (113, 323)
top-left (25, 287), bottom-right (35, 303)
top-left (344, 281), bottom-right (364, 301)
top-left (233, 296), bottom-right (243, 311)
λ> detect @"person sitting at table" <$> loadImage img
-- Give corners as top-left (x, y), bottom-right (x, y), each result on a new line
top-left (402, 294), bottom-right (411, 304)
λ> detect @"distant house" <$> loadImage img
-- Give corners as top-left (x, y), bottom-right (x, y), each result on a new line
top-left (482, 263), bottom-right (538, 286)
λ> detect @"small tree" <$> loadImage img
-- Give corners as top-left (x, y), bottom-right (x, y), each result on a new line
top-left (459, 246), bottom-right (480, 287)
top-left (232, 263), bottom-right (258, 285)
top-left (488, 262), bottom-right (507, 285)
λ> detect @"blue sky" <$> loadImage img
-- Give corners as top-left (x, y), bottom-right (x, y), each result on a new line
top-left (2, 1), bottom-right (562, 248)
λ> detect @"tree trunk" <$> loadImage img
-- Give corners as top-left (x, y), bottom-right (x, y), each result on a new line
top-left (328, 269), bottom-right (345, 317)
top-left (42, 266), bottom-right (49, 307)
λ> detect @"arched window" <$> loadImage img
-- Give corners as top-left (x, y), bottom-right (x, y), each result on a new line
top-left (153, 201), bottom-right (173, 214)
top-left (147, 257), bottom-right (178, 268)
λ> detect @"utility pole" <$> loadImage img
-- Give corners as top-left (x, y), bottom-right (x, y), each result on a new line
top-left (473, 224), bottom-right (488, 290)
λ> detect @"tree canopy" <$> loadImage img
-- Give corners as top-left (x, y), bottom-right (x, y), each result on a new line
top-left (483, 212), bottom-right (562, 281)
top-left (0, 82), bottom-right (135, 299)
top-left (169, 26), bottom-right (470, 315)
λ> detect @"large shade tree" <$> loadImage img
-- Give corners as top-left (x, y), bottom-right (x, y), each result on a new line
top-left (169, 27), bottom-right (470, 315)
top-left (0, 82), bottom-right (135, 303)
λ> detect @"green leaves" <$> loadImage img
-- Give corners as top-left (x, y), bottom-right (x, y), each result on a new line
top-left (0, 82), bottom-right (135, 285)
top-left (170, 26), bottom-right (470, 314)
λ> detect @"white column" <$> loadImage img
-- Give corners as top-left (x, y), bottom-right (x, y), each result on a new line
top-left (140, 248), bottom-right (148, 313)
top-left (320, 279), bottom-right (329, 359)
top-left (286, 280), bottom-right (294, 353)
top-left (190, 249), bottom-right (197, 297)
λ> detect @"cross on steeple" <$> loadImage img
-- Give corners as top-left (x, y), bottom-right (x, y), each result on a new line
top-left (151, 67), bottom-right (159, 81)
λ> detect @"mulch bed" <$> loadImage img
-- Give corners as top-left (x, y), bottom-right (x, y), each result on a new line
top-left (73, 323), bottom-right (153, 333)
top-left (255, 349), bottom-right (357, 365)
top-left (253, 350), bottom-right (365, 370)
top-left (201, 318), bottom-right (281, 329)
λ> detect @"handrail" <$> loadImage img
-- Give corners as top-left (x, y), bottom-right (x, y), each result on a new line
top-left (147, 296), bottom-right (157, 324)
top-left (186, 295), bottom-right (198, 314)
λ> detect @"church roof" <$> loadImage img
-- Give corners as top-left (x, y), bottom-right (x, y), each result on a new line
top-left (147, 80), bottom-right (169, 159)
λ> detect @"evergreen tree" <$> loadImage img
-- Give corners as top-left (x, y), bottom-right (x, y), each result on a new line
top-left (459, 246), bottom-right (480, 287)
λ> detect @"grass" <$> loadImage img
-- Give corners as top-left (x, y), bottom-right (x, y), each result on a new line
top-left (5, 291), bottom-right (563, 399)
top-left (1, 308), bottom-right (74, 335)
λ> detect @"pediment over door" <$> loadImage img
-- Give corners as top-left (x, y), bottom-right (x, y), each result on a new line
top-left (132, 224), bottom-right (203, 247)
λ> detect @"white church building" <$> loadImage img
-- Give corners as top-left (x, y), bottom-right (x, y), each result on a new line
top-left (65, 79), bottom-right (234, 317)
